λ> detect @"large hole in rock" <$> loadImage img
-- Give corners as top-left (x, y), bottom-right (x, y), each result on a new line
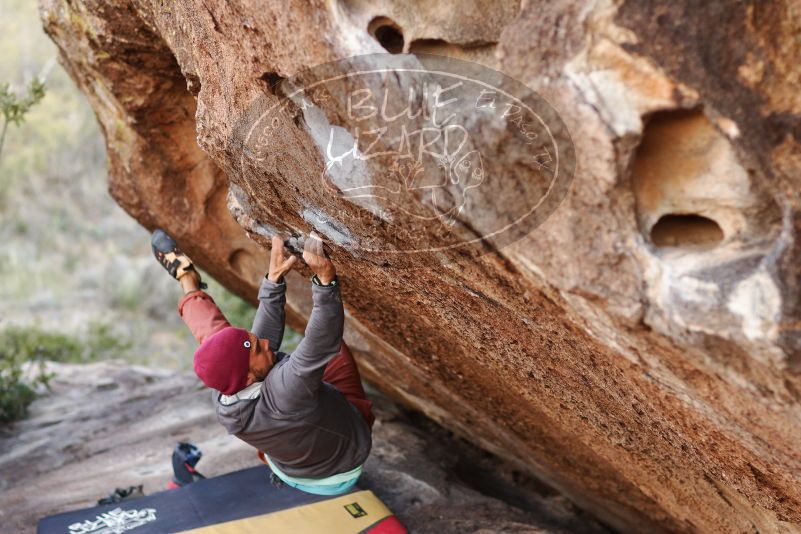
top-left (631, 109), bottom-right (760, 250)
top-left (408, 38), bottom-right (449, 55)
top-left (650, 213), bottom-right (724, 248)
top-left (368, 16), bottom-right (404, 54)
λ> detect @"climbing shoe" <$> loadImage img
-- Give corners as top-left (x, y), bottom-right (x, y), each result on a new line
top-left (167, 442), bottom-right (206, 489)
top-left (97, 485), bottom-right (144, 505)
top-left (151, 229), bottom-right (206, 289)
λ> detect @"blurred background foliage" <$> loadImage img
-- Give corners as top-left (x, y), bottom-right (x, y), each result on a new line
top-left (0, 324), bottom-right (130, 422)
top-left (0, 0), bottom-right (296, 423)
top-left (0, 78), bottom-right (47, 163)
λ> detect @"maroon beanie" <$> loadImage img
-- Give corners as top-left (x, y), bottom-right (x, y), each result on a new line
top-left (194, 327), bottom-right (251, 395)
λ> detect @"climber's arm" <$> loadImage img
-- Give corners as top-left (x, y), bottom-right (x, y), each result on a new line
top-left (251, 279), bottom-right (287, 352)
top-left (286, 278), bottom-right (344, 385)
top-left (267, 233), bottom-right (342, 411)
top-left (287, 232), bottom-right (341, 375)
top-left (250, 236), bottom-right (297, 351)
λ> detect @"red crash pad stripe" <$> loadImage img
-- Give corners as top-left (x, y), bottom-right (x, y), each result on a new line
top-left (361, 515), bottom-right (408, 533)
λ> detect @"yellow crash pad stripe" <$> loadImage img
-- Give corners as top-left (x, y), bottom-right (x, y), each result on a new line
top-left (181, 490), bottom-right (392, 534)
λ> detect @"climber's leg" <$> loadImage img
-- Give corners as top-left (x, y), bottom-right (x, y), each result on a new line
top-left (151, 229), bottom-right (206, 288)
top-left (177, 291), bottom-right (231, 345)
top-left (151, 229), bottom-right (230, 344)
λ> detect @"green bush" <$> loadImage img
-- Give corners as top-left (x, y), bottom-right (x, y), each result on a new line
top-left (0, 354), bottom-right (46, 424)
top-left (84, 322), bottom-right (133, 361)
top-left (0, 324), bottom-right (132, 423)
top-left (0, 326), bottom-right (83, 363)
top-left (0, 79), bottom-right (47, 205)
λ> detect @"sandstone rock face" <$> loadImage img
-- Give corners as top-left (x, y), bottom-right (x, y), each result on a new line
top-left (39, 1), bottom-right (801, 531)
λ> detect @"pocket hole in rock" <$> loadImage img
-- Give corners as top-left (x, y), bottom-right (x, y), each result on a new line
top-left (650, 213), bottom-right (724, 248)
top-left (368, 16), bottom-right (404, 54)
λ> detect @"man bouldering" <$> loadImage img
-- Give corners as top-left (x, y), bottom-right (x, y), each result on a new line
top-left (151, 229), bottom-right (374, 495)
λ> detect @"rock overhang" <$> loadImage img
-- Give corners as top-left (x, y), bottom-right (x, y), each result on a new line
top-left (39, 0), bottom-right (801, 531)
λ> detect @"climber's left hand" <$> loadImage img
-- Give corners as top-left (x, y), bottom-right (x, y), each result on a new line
top-left (267, 235), bottom-right (298, 283)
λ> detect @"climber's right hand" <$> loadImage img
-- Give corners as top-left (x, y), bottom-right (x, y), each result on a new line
top-left (303, 232), bottom-right (336, 285)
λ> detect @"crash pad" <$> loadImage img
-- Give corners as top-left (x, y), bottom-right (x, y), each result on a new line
top-left (37, 465), bottom-right (406, 533)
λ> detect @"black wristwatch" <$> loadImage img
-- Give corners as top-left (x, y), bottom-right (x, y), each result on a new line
top-left (311, 274), bottom-right (338, 287)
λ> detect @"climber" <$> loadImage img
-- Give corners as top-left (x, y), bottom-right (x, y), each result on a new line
top-left (150, 229), bottom-right (374, 496)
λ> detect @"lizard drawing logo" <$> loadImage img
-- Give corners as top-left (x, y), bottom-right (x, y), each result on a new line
top-left (321, 121), bottom-right (485, 227)
top-left (236, 53), bottom-right (575, 260)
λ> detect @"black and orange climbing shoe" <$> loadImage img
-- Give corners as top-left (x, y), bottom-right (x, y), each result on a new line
top-left (151, 229), bottom-right (207, 289)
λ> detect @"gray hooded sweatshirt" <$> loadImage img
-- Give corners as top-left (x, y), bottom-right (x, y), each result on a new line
top-left (214, 277), bottom-right (371, 479)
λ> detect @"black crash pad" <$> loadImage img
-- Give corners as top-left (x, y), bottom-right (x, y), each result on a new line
top-left (37, 465), bottom-right (350, 533)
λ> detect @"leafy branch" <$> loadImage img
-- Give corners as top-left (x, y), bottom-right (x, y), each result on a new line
top-left (0, 79), bottom-right (46, 161)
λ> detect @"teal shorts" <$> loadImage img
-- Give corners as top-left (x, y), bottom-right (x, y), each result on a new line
top-left (265, 456), bottom-right (362, 496)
